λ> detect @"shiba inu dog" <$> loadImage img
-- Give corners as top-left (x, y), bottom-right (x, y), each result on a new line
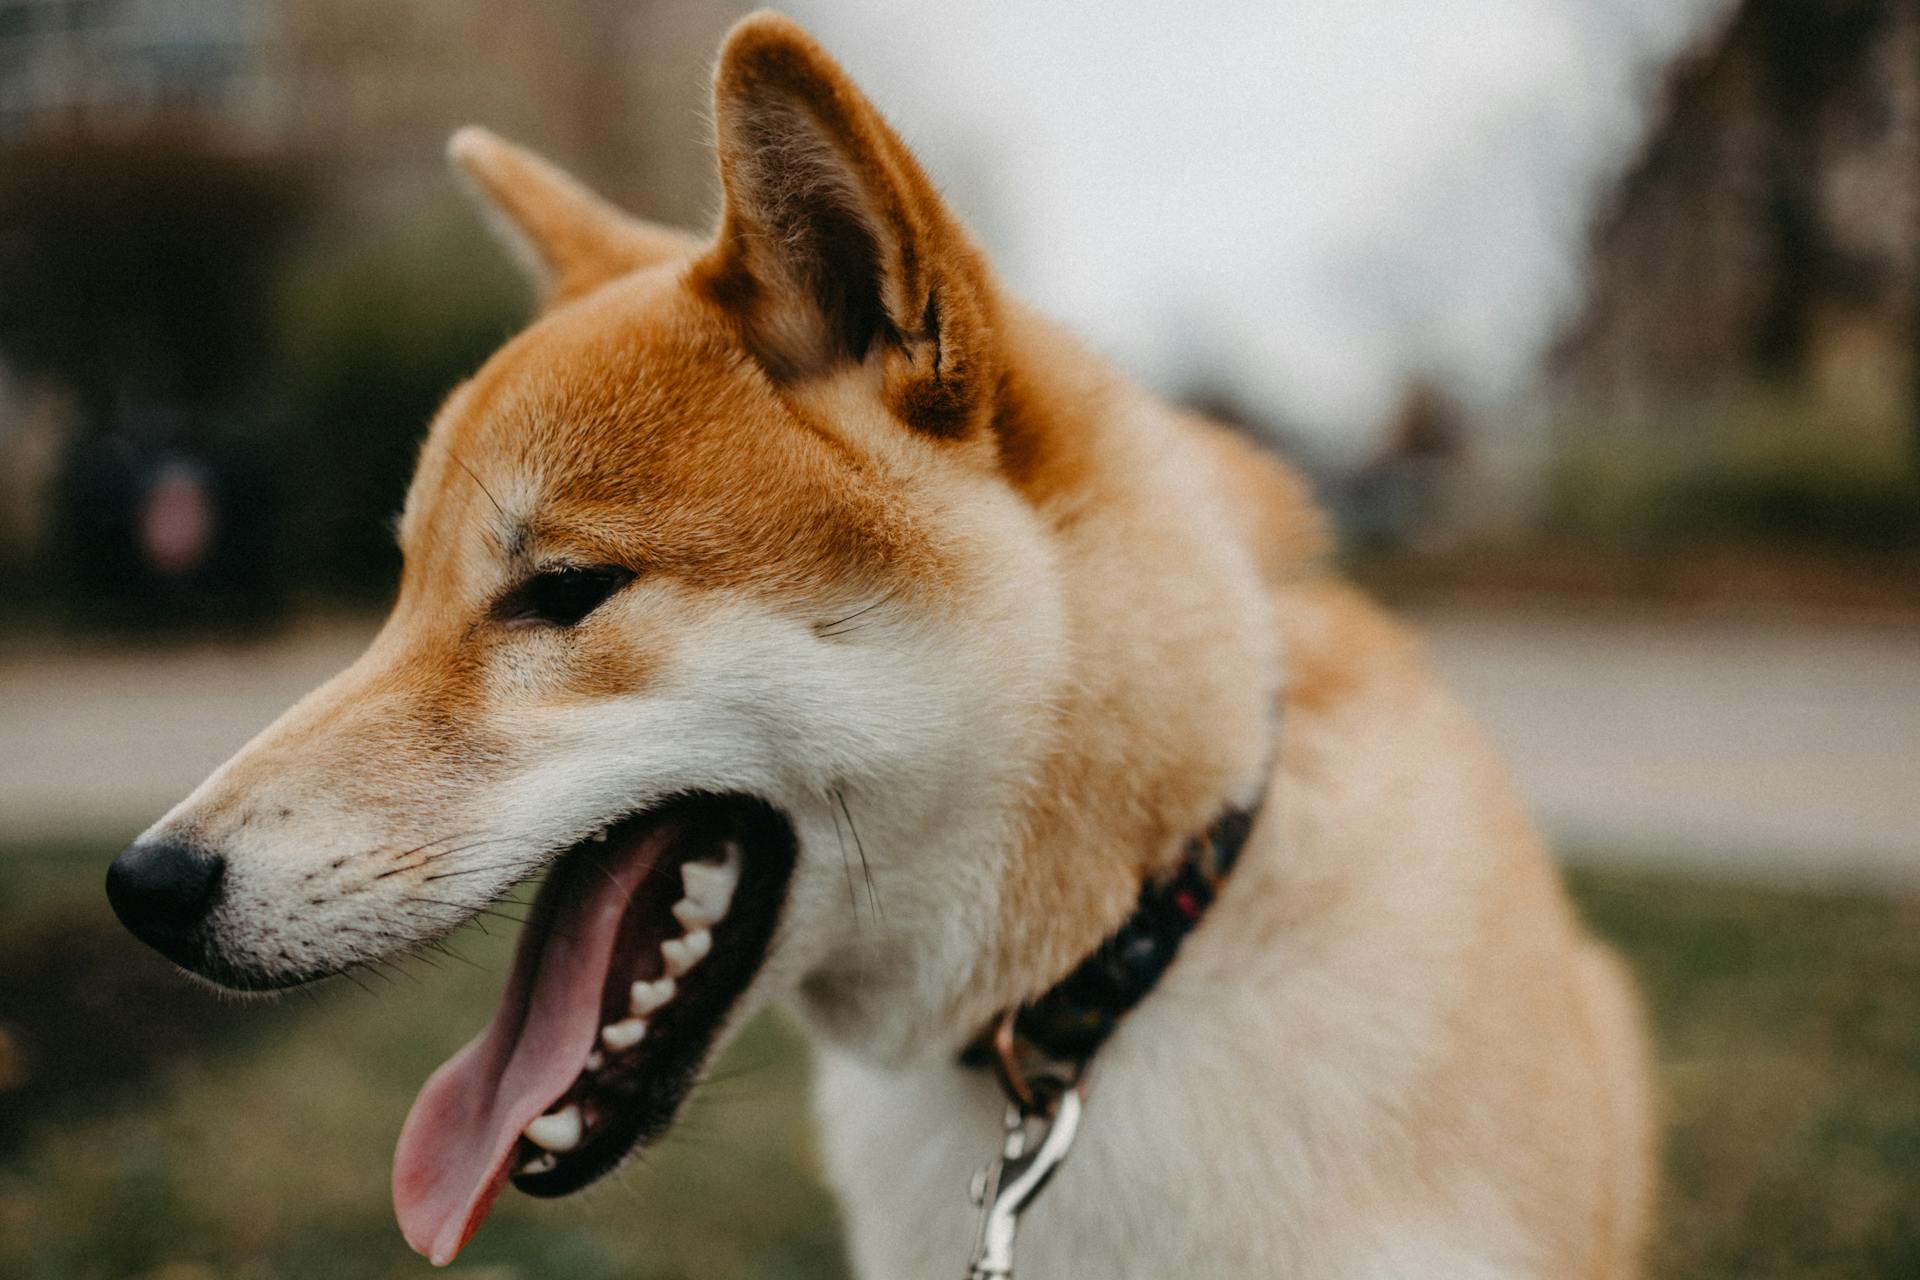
top-left (105, 12), bottom-right (1654, 1277)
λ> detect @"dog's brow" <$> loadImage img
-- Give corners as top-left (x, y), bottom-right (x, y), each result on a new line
top-left (448, 455), bottom-right (538, 564)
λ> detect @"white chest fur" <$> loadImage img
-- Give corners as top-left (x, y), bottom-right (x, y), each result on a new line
top-left (808, 869), bottom-right (1544, 1280)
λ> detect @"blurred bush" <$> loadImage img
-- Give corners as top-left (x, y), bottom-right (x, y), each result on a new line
top-left (0, 132), bottom-right (306, 414)
top-left (0, 133), bottom-right (307, 629)
top-left (1548, 385), bottom-right (1920, 553)
top-left (0, 129), bottom-right (527, 623)
top-left (273, 205), bottom-right (524, 600)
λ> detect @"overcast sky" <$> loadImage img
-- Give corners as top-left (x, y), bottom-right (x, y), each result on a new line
top-left (786, 0), bottom-right (1730, 460)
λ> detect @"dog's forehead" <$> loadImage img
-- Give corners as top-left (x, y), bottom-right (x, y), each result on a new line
top-left (395, 276), bottom-right (895, 595)
top-left (448, 281), bottom-right (771, 477)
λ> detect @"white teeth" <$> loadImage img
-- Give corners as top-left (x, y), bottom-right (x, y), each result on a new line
top-left (524, 1105), bottom-right (582, 1153)
top-left (681, 848), bottom-right (740, 912)
top-left (519, 1152), bottom-right (557, 1175)
top-left (672, 896), bottom-right (724, 930)
top-left (601, 1017), bottom-right (647, 1051)
top-left (629, 977), bottom-right (676, 1016)
top-left (584, 1050), bottom-right (604, 1072)
top-left (590, 829), bottom-right (608, 843)
top-left (661, 928), bottom-right (711, 977)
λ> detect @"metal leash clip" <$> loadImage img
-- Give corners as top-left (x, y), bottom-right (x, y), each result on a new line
top-left (965, 1084), bottom-right (1084, 1279)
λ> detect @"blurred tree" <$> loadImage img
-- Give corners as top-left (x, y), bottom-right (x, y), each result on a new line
top-left (0, 130), bottom-right (307, 419)
top-left (1543, 0), bottom-right (1920, 554)
top-left (1553, 0), bottom-right (1920, 407)
top-left (273, 209), bottom-right (524, 599)
top-left (0, 131), bottom-right (308, 628)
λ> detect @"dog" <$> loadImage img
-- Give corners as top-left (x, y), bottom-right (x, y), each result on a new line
top-left (105, 12), bottom-right (1654, 1276)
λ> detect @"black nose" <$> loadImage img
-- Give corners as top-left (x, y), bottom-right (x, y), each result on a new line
top-left (106, 839), bottom-right (225, 961)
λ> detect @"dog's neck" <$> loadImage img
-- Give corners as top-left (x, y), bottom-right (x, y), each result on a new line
top-left (781, 298), bottom-right (1310, 1067)
top-left (944, 301), bottom-right (1290, 1044)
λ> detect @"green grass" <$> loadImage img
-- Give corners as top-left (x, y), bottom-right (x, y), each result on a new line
top-left (1571, 865), bottom-right (1920, 1278)
top-left (2, 845), bottom-right (1915, 1277)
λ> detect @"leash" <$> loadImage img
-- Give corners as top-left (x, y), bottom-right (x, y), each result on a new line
top-left (960, 797), bottom-right (1262, 1278)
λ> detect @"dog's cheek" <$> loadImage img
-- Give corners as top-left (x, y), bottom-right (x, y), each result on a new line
top-left (482, 585), bottom-right (703, 712)
top-left (565, 601), bottom-right (685, 705)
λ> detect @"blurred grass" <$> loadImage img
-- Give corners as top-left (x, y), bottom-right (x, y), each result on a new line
top-left (1572, 865), bottom-right (1920, 1278)
top-left (1, 845), bottom-right (1915, 1278)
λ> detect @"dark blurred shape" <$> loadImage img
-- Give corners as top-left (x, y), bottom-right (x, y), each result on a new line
top-left (1343, 382), bottom-right (1467, 551)
top-left (50, 405), bottom-right (285, 630)
top-left (1554, 0), bottom-right (1917, 402)
top-left (0, 132), bottom-right (306, 417)
top-left (1543, 0), bottom-right (1920, 560)
top-left (0, 133), bottom-right (304, 628)
top-left (1181, 375), bottom-right (1471, 554)
top-left (0, 131), bottom-right (302, 629)
top-left (0, 0), bottom-right (739, 626)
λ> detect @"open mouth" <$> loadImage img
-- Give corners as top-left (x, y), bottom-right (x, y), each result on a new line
top-left (391, 793), bottom-right (797, 1265)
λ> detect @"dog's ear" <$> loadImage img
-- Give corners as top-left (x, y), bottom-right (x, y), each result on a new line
top-left (448, 127), bottom-right (696, 308)
top-left (696, 12), bottom-right (997, 439)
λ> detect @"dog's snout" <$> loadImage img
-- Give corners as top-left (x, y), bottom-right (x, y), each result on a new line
top-left (106, 839), bottom-right (226, 961)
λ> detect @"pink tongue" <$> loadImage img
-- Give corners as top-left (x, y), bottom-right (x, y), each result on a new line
top-left (392, 825), bottom-right (672, 1266)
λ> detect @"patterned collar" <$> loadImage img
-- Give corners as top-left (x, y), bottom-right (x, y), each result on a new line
top-left (963, 794), bottom-right (1263, 1103)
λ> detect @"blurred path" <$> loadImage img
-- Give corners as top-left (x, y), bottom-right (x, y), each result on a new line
top-left (1414, 609), bottom-right (1920, 886)
top-left (2, 610), bottom-right (1916, 885)
top-left (0, 621), bottom-right (377, 843)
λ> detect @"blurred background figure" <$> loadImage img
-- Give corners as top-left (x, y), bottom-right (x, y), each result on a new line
top-left (0, 3), bottom-right (1914, 1278)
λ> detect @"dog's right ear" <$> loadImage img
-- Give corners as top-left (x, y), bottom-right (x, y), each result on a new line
top-left (448, 127), bottom-right (696, 308)
top-left (695, 12), bottom-right (998, 441)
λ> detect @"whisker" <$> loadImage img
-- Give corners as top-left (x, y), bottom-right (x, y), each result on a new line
top-left (816, 586), bottom-right (900, 637)
top-left (453, 455), bottom-right (513, 556)
top-left (575, 840), bottom-right (653, 914)
top-left (424, 859), bottom-right (537, 883)
top-left (834, 787), bottom-right (881, 921)
top-left (406, 893), bottom-right (507, 915)
top-left (828, 790), bottom-right (859, 916)
top-left (388, 829), bottom-right (483, 863)
top-left (696, 1051), bottom-right (786, 1091)
top-left (401, 901), bottom-right (545, 934)
top-left (423, 937), bottom-right (487, 971)
top-left (374, 838), bottom-right (521, 882)
top-left (411, 833), bottom-right (523, 868)
top-left (370, 957), bottom-right (421, 986)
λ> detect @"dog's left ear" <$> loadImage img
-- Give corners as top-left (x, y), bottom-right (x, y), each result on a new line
top-left (696, 12), bottom-right (998, 440)
top-left (449, 126), bottom-right (697, 308)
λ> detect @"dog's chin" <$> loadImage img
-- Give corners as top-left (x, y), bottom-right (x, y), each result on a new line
top-left (389, 792), bottom-right (798, 1265)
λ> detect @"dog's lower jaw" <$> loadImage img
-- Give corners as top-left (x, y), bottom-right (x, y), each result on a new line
top-left (760, 788), bottom-right (1028, 1068)
top-left (787, 950), bottom-right (997, 1073)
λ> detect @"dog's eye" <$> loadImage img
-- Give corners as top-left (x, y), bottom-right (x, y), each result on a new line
top-left (499, 565), bottom-right (635, 628)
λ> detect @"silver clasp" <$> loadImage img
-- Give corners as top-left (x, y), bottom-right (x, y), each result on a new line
top-left (965, 1084), bottom-right (1084, 1279)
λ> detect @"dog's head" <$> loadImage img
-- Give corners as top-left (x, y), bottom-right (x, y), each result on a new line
top-left (106, 13), bottom-right (1075, 1264)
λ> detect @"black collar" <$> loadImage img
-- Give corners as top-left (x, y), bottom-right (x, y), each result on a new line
top-left (963, 793), bottom-right (1262, 1105)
